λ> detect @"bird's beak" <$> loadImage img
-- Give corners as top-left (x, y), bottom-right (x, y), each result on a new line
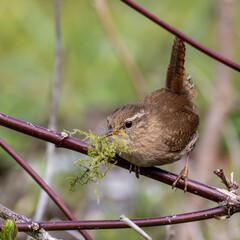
top-left (104, 128), bottom-right (112, 137)
top-left (103, 128), bottom-right (120, 137)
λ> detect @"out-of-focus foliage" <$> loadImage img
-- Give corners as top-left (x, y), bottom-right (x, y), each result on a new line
top-left (0, 0), bottom-right (240, 239)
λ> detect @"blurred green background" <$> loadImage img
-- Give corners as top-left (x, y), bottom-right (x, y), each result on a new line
top-left (0, 0), bottom-right (240, 239)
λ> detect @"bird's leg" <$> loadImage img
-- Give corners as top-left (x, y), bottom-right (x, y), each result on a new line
top-left (135, 165), bottom-right (141, 178)
top-left (172, 155), bottom-right (189, 192)
top-left (129, 164), bottom-right (140, 178)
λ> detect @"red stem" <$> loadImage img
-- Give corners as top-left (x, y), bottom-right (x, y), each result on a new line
top-left (120, 0), bottom-right (240, 72)
top-left (0, 137), bottom-right (92, 240)
top-left (0, 206), bottom-right (228, 231)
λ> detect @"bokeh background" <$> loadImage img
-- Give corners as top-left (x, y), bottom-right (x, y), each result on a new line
top-left (0, 0), bottom-right (240, 239)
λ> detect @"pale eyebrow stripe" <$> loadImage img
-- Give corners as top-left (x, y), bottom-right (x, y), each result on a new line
top-left (125, 110), bottom-right (145, 122)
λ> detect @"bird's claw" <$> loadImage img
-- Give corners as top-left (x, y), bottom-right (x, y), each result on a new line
top-left (172, 155), bottom-right (189, 192)
top-left (129, 164), bottom-right (140, 178)
top-left (172, 170), bottom-right (188, 192)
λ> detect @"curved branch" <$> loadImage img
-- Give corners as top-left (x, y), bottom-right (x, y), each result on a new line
top-left (120, 0), bottom-right (240, 72)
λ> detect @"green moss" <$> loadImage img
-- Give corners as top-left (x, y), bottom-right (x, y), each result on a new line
top-left (67, 129), bottom-right (130, 203)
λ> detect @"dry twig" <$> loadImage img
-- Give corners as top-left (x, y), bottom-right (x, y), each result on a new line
top-left (34, 0), bottom-right (62, 223)
top-left (94, 0), bottom-right (146, 98)
top-left (0, 204), bottom-right (59, 240)
top-left (120, 215), bottom-right (152, 240)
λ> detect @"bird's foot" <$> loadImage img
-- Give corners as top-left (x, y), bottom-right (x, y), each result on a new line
top-left (172, 168), bottom-right (188, 192)
top-left (172, 155), bottom-right (189, 192)
top-left (129, 164), bottom-right (141, 178)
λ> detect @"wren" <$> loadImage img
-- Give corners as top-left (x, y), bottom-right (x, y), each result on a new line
top-left (105, 37), bottom-right (199, 191)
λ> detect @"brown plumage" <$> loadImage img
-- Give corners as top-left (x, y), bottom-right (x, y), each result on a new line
top-left (106, 37), bottom-right (199, 191)
top-left (165, 37), bottom-right (186, 94)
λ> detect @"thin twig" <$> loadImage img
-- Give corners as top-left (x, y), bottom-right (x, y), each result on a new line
top-left (0, 204), bottom-right (59, 240)
top-left (165, 225), bottom-right (175, 240)
top-left (214, 169), bottom-right (239, 192)
top-left (120, 215), bottom-right (152, 240)
top-left (94, 0), bottom-right (146, 98)
top-left (120, 0), bottom-right (240, 72)
top-left (0, 204), bottom-right (29, 223)
top-left (34, 0), bottom-right (62, 223)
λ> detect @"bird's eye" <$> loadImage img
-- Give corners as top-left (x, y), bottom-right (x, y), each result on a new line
top-left (125, 121), bottom-right (132, 128)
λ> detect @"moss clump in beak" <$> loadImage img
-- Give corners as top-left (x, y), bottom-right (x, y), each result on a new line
top-left (67, 129), bottom-right (130, 203)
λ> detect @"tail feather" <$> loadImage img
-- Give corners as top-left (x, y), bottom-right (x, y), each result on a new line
top-left (165, 37), bottom-right (186, 95)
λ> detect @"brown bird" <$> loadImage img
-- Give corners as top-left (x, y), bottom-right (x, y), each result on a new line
top-left (106, 37), bottom-right (199, 191)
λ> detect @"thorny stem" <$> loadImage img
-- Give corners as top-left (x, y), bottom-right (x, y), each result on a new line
top-left (1, 112), bottom-right (240, 230)
top-left (120, 0), bottom-right (240, 72)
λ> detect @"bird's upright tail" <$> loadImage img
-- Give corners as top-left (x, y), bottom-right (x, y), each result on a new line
top-left (165, 37), bottom-right (196, 101)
